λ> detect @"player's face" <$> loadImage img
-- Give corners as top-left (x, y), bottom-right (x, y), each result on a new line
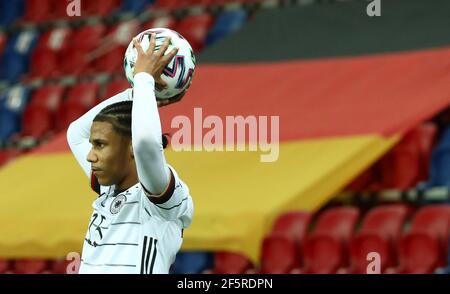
top-left (87, 121), bottom-right (133, 186)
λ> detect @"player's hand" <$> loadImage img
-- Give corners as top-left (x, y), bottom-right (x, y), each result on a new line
top-left (132, 34), bottom-right (178, 89)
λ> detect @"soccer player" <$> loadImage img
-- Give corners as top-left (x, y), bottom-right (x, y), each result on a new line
top-left (67, 35), bottom-right (194, 274)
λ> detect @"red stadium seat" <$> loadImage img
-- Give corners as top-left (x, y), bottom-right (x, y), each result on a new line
top-left (19, 85), bottom-right (65, 139)
top-left (82, 0), bottom-right (121, 17)
top-left (29, 85), bottom-right (65, 111)
top-left (269, 211), bottom-right (312, 266)
top-left (101, 79), bottom-right (130, 101)
top-left (348, 204), bottom-right (411, 273)
top-left (60, 47), bottom-right (93, 76)
top-left (370, 123), bottom-right (437, 191)
top-left (142, 16), bottom-right (177, 31)
top-left (13, 259), bottom-right (49, 274)
top-left (29, 28), bottom-right (73, 78)
top-left (257, 211), bottom-right (312, 274)
top-left (408, 205), bottom-right (450, 238)
top-left (50, 258), bottom-right (75, 274)
top-left (212, 251), bottom-right (253, 274)
top-left (0, 259), bottom-right (12, 273)
top-left (29, 47), bottom-right (60, 78)
top-left (302, 207), bottom-right (360, 274)
top-left (56, 103), bottom-right (87, 132)
top-left (398, 232), bottom-right (442, 274)
top-left (312, 207), bottom-right (360, 238)
top-left (271, 211), bottom-right (312, 241)
top-left (260, 234), bottom-right (299, 274)
top-left (23, 0), bottom-right (53, 23)
top-left (72, 24), bottom-right (107, 51)
top-left (65, 82), bottom-right (99, 107)
top-left (344, 165), bottom-right (379, 193)
top-left (93, 21), bottom-right (139, 74)
top-left (396, 205), bottom-right (450, 273)
top-left (154, 0), bottom-right (187, 10)
top-left (53, 0), bottom-right (76, 20)
top-left (0, 32), bottom-right (7, 56)
top-left (36, 27), bottom-right (72, 51)
top-left (378, 143), bottom-right (420, 190)
top-left (303, 234), bottom-right (344, 274)
top-left (94, 45), bottom-right (126, 73)
top-left (55, 82), bottom-right (99, 131)
top-left (175, 13), bottom-right (214, 52)
top-left (60, 24), bottom-right (106, 75)
top-left (21, 105), bottom-right (53, 140)
top-left (415, 123), bottom-right (437, 181)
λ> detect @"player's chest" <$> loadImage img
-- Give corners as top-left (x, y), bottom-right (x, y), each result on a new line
top-left (93, 188), bottom-right (142, 218)
top-left (85, 191), bottom-right (143, 246)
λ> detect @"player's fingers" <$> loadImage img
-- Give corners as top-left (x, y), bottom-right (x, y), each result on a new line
top-left (162, 47), bottom-right (179, 65)
top-left (155, 37), bottom-right (171, 57)
top-left (147, 33), bottom-right (156, 55)
top-left (133, 38), bottom-right (145, 56)
top-left (155, 80), bottom-right (168, 91)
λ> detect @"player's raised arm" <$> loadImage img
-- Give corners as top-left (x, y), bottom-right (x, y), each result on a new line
top-left (67, 90), bottom-right (132, 177)
top-left (131, 35), bottom-right (179, 198)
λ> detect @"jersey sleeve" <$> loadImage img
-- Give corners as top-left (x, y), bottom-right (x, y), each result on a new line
top-left (144, 166), bottom-right (194, 228)
top-left (131, 72), bottom-right (172, 196)
top-left (67, 88), bottom-right (132, 178)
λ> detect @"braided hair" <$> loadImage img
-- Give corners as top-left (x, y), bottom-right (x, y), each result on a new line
top-left (93, 101), bottom-right (168, 149)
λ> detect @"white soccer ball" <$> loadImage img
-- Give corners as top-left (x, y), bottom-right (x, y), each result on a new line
top-left (124, 28), bottom-right (196, 100)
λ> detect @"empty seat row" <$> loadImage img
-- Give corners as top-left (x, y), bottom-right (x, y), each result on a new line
top-left (0, 79), bottom-right (129, 145)
top-left (203, 204), bottom-right (450, 274)
top-left (1, 204), bottom-right (449, 274)
top-left (1, 0), bottom-right (157, 25)
top-left (1, 0), bottom-right (251, 27)
top-left (0, 258), bottom-right (74, 274)
top-left (1, 8), bottom-right (247, 81)
top-left (345, 123), bottom-right (438, 192)
top-left (345, 122), bottom-right (450, 195)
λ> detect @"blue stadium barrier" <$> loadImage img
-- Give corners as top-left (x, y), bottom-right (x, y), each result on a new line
top-left (438, 126), bottom-right (450, 146)
top-left (121, 0), bottom-right (155, 14)
top-left (206, 8), bottom-right (247, 46)
top-left (0, 30), bottom-right (38, 81)
top-left (0, 0), bottom-right (25, 27)
top-left (171, 251), bottom-right (213, 274)
top-left (427, 145), bottom-right (450, 188)
top-left (0, 86), bottom-right (30, 144)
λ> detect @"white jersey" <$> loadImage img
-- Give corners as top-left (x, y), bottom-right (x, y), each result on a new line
top-left (79, 166), bottom-right (193, 274)
top-left (67, 74), bottom-right (194, 274)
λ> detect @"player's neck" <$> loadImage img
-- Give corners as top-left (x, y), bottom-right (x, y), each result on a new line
top-left (116, 168), bottom-right (138, 192)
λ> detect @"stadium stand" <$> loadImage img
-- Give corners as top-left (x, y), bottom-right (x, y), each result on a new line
top-left (0, 0), bottom-right (449, 275)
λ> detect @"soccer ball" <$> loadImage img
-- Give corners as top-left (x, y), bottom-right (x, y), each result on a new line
top-left (124, 28), bottom-right (196, 100)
